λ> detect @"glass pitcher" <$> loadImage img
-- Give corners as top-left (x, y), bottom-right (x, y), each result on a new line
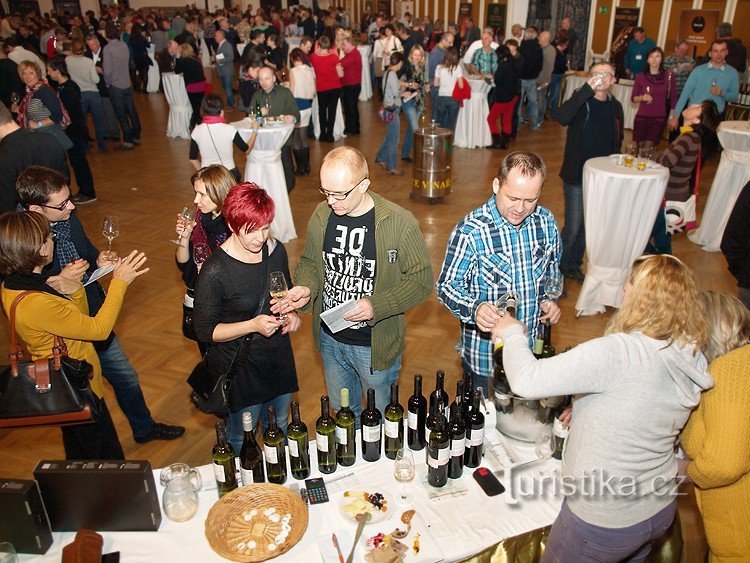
top-left (160, 463), bottom-right (202, 522)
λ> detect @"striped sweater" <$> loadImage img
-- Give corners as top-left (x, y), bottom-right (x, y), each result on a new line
top-left (655, 129), bottom-right (700, 202)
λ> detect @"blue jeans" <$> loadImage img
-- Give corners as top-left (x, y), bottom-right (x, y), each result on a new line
top-left (108, 86), bottom-right (141, 144)
top-left (560, 182), bottom-right (586, 275)
top-left (319, 330), bottom-right (401, 427)
top-left (548, 73), bottom-right (563, 120)
top-left (80, 91), bottom-right (106, 151)
top-left (375, 107), bottom-right (400, 171)
top-left (227, 393), bottom-right (292, 454)
top-left (435, 96), bottom-right (459, 131)
top-left (97, 335), bottom-right (154, 438)
top-left (646, 208), bottom-right (672, 255)
top-left (518, 79), bottom-right (540, 129)
top-left (401, 98), bottom-right (419, 159)
top-left (220, 73), bottom-right (234, 108)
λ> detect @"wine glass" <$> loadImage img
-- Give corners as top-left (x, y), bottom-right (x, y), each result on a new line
top-left (644, 85), bottom-right (652, 104)
top-left (544, 270), bottom-right (564, 309)
top-left (193, 242), bottom-right (210, 268)
top-left (534, 426), bottom-right (555, 480)
top-left (10, 92), bottom-right (20, 105)
top-left (393, 448), bottom-right (415, 505)
top-left (101, 216), bottom-right (119, 254)
top-left (269, 271), bottom-right (288, 322)
top-left (496, 290), bottom-right (519, 317)
top-left (171, 204), bottom-right (196, 244)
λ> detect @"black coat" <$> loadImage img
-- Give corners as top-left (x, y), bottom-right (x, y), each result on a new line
top-left (518, 38), bottom-right (543, 79)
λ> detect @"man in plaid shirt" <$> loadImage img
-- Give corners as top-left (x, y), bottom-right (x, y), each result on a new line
top-left (436, 151), bottom-right (562, 393)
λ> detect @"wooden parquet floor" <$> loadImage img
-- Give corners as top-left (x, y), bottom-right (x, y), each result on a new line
top-left (0, 77), bottom-right (722, 557)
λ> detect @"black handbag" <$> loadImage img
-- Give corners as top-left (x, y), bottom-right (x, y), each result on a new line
top-left (0, 291), bottom-right (98, 429)
top-left (187, 243), bottom-right (269, 416)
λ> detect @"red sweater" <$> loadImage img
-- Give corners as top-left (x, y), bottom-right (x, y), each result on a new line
top-left (310, 52), bottom-right (341, 92)
top-left (340, 48), bottom-right (363, 87)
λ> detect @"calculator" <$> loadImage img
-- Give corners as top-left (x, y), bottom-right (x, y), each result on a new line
top-left (304, 478), bottom-right (330, 504)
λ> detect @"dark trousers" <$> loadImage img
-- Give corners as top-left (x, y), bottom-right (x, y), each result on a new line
top-left (281, 145), bottom-right (296, 192)
top-left (317, 88), bottom-right (340, 141)
top-left (60, 399), bottom-right (125, 460)
top-left (109, 86), bottom-right (142, 143)
top-left (341, 84), bottom-right (361, 134)
top-left (205, 37), bottom-right (218, 56)
top-left (66, 131), bottom-right (96, 197)
top-left (187, 91), bottom-right (204, 129)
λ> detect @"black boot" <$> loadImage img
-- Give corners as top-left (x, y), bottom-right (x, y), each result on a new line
top-left (293, 149), bottom-right (305, 176)
top-left (300, 147), bottom-right (311, 175)
top-left (500, 133), bottom-right (509, 149)
top-left (489, 133), bottom-right (503, 149)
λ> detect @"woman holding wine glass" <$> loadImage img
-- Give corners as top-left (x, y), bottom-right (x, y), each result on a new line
top-left (193, 182), bottom-right (300, 453)
top-left (175, 165), bottom-right (234, 356)
top-left (492, 254), bottom-right (712, 561)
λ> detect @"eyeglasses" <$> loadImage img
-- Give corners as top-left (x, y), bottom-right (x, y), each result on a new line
top-left (39, 197), bottom-right (71, 211)
top-left (319, 177), bottom-right (367, 201)
top-left (592, 71), bottom-right (613, 78)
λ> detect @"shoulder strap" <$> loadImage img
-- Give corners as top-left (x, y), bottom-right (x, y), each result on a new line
top-left (8, 291), bottom-right (66, 376)
top-left (205, 125), bottom-right (227, 170)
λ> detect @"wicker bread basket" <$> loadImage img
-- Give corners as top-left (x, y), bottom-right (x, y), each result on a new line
top-left (204, 484), bottom-right (309, 562)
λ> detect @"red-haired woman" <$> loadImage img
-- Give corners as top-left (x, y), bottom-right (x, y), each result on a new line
top-left (192, 183), bottom-right (300, 452)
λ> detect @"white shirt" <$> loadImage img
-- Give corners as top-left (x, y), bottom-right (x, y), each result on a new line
top-left (191, 123), bottom-right (238, 169)
top-left (436, 64), bottom-right (464, 96)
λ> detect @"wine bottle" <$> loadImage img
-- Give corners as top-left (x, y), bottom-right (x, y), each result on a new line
top-left (492, 341), bottom-right (514, 414)
top-left (212, 421), bottom-right (238, 497)
top-left (552, 395), bottom-right (572, 460)
top-left (461, 372), bottom-right (474, 423)
top-left (542, 323), bottom-right (556, 358)
top-left (254, 99), bottom-right (262, 118)
top-left (384, 382), bottom-right (404, 459)
top-left (464, 390), bottom-right (485, 468)
top-left (448, 400), bottom-right (465, 479)
top-left (427, 406), bottom-right (449, 487)
top-left (315, 395), bottom-right (337, 474)
top-left (239, 412), bottom-right (265, 485)
top-left (288, 401), bottom-right (310, 480)
top-left (360, 388), bottom-right (382, 462)
top-left (533, 334), bottom-right (544, 359)
top-left (448, 378), bottom-right (463, 422)
top-left (335, 388), bottom-right (356, 466)
top-left (407, 374), bottom-right (427, 451)
top-left (429, 370), bottom-right (449, 417)
top-left (263, 405), bottom-right (288, 484)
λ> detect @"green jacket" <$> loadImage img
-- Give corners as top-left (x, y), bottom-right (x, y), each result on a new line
top-left (249, 84), bottom-right (301, 146)
top-left (294, 192), bottom-right (434, 370)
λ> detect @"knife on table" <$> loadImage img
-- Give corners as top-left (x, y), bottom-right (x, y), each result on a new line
top-left (332, 533), bottom-right (345, 563)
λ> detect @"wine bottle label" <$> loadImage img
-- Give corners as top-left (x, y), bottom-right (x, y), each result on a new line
top-left (316, 431), bottom-right (329, 452)
top-left (450, 437), bottom-right (466, 456)
top-left (363, 424), bottom-right (381, 442)
top-left (407, 410), bottom-right (417, 430)
top-left (288, 439), bottom-right (299, 458)
top-left (425, 427), bottom-right (431, 444)
top-left (553, 417), bottom-right (569, 439)
top-left (264, 444), bottom-right (278, 464)
top-left (240, 467), bottom-right (253, 486)
top-left (335, 425), bottom-right (348, 445)
top-left (384, 419), bottom-right (400, 438)
top-left (213, 460), bottom-right (226, 482)
top-left (468, 427), bottom-right (484, 447)
top-left (427, 446), bottom-right (450, 468)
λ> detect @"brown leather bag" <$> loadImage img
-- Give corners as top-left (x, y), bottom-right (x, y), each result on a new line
top-left (0, 291), bottom-right (97, 428)
top-left (61, 530), bottom-right (103, 563)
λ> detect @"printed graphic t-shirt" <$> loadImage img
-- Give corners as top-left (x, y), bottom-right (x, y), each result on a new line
top-left (321, 208), bottom-right (376, 346)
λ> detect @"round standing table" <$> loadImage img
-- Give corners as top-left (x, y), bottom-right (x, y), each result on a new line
top-left (689, 121), bottom-right (750, 251)
top-left (161, 72), bottom-right (192, 139)
top-left (146, 45), bottom-right (160, 93)
top-left (358, 44), bottom-right (372, 101)
top-left (454, 78), bottom-right (492, 149)
top-left (576, 156), bottom-right (669, 316)
top-left (232, 119), bottom-right (297, 243)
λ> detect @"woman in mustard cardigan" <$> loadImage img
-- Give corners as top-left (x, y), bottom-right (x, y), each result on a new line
top-left (0, 212), bottom-right (149, 460)
top-left (681, 291), bottom-right (750, 561)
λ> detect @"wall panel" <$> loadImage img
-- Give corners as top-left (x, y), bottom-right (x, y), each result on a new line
top-left (592, 0), bottom-right (614, 53)
top-left (734, 0), bottom-right (750, 48)
top-left (642, 0), bottom-right (664, 39)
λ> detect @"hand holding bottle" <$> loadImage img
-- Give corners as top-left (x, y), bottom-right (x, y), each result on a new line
top-left (539, 300), bottom-right (561, 324)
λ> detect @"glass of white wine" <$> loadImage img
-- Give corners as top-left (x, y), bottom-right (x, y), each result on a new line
top-left (101, 215), bottom-right (119, 254)
top-left (269, 271), bottom-right (288, 322)
top-left (394, 448), bottom-right (415, 505)
top-left (171, 204), bottom-right (196, 244)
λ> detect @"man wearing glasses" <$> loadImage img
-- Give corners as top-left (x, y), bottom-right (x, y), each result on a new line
top-left (557, 61), bottom-right (623, 286)
top-left (273, 146), bottom-right (433, 420)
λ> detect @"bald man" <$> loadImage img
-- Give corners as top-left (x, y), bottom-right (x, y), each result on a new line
top-left (537, 30), bottom-right (556, 124)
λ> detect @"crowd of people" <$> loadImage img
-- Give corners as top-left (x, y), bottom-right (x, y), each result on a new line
top-left (0, 5), bottom-right (749, 561)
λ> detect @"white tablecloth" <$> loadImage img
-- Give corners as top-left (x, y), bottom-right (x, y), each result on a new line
top-left (358, 45), bottom-right (372, 101)
top-left (233, 119), bottom-right (296, 243)
top-left (286, 36), bottom-right (301, 66)
top-left (312, 97), bottom-right (346, 140)
top-left (161, 72), bottom-right (192, 139)
top-left (562, 75), bottom-right (638, 130)
top-left (198, 31), bottom-right (213, 67)
top-left (688, 121), bottom-right (750, 251)
top-left (146, 45), bottom-right (160, 93)
top-left (23, 423), bottom-right (562, 562)
top-left (454, 78), bottom-right (492, 149)
top-left (576, 156), bottom-right (669, 316)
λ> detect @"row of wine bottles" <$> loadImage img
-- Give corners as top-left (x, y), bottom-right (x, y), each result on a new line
top-left (738, 83), bottom-right (750, 106)
top-left (210, 370), bottom-right (491, 496)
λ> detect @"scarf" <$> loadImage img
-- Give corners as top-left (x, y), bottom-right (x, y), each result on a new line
top-left (50, 221), bottom-right (89, 284)
top-left (679, 125), bottom-right (694, 135)
top-left (3, 271), bottom-right (67, 300)
top-left (202, 115), bottom-right (227, 124)
top-left (190, 211), bottom-right (230, 257)
top-left (18, 81), bottom-right (72, 130)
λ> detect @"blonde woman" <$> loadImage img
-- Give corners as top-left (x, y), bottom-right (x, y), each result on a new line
top-left (399, 44), bottom-right (428, 162)
top-left (681, 291), bottom-right (750, 561)
top-left (492, 254), bottom-right (712, 561)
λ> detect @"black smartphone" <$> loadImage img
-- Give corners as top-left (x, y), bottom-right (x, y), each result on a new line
top-left (472, 467), bottom-right (505, 496)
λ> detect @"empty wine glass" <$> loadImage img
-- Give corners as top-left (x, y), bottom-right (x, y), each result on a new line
top-left (535, 426), bottom-right (554, 460)
top-left (393, 448), bottom-right (415, 505)
top-left (193, 242), bottom-right (210, 267)
top-left (544, 270), bottom-right (564, 302)
top-left (269, 271), bottom-right (288, 322)
top-left (101, 216), bottom-right (119, 254)
top-left (171, 204), bottom-right (196, 244)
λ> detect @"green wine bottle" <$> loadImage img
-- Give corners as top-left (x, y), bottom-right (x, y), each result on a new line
top-left (288, 401), bottom-right (310, 480)
top-left (212, 421), bottom-right (238, 497)
top-left (263, 405), bottom-right (288, 484)
top-left (315, 395), bottom-right (337, 474)
top-left (335, 388), bottom-right (356, 466)
top-left (360, 388), bottom-right (382, 462)
top-left (552, 395), bottom-right (572, 460)
top-left (427, 406), bottom-right (449, 487)
top-left (239, 412), bottom-right (265, 485)
top-left (384, 382), bottom-right (404, 459)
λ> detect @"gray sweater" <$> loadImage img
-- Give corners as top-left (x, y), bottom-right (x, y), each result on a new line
top-left (65, 55), bottom-right (100, 93)
top-left (500, 325), bottom-right (713, 528)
